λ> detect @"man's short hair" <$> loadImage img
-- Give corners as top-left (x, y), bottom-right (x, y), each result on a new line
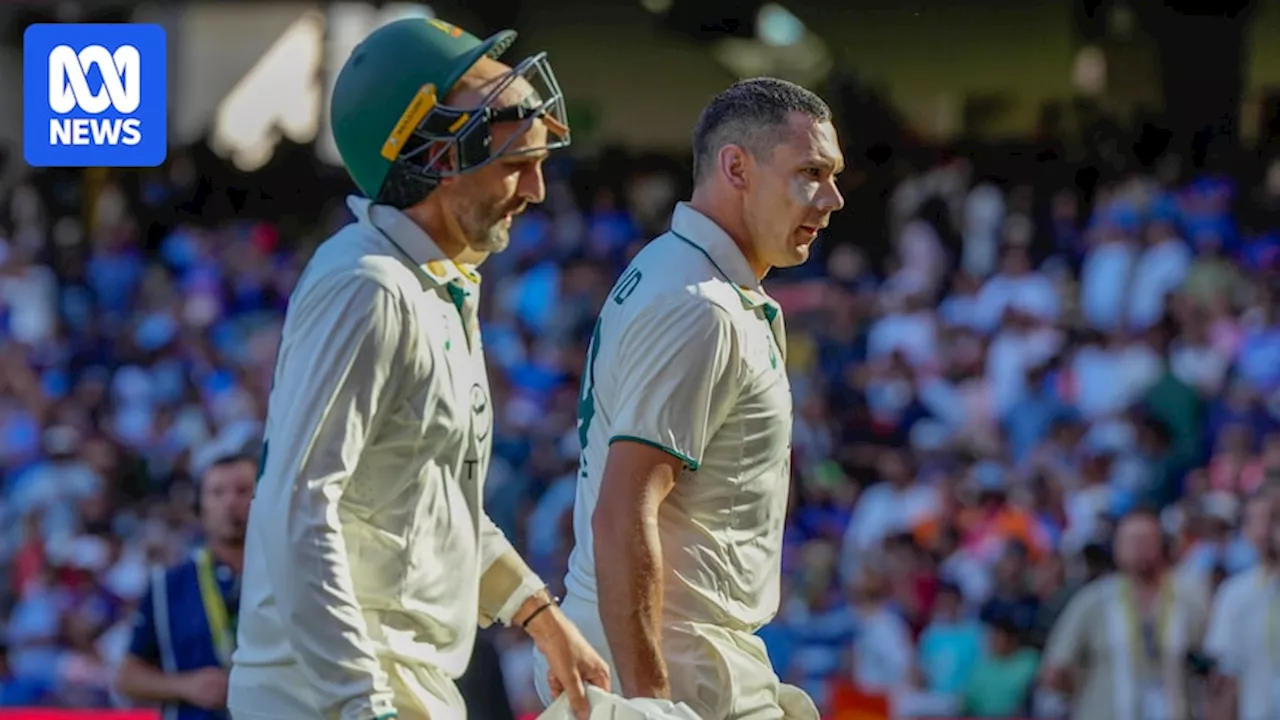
top-left (209, 445), bottom-right (261, 472)
top-left (194, 438), bottom-right (262, 480)
top-left (691, 77), bottom-right (832, 184)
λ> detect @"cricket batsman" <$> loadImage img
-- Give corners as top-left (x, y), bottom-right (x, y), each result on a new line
top-left (227, 17), bottom-right (609, 720)
top-left (532, 77), bottom-right (845, 720)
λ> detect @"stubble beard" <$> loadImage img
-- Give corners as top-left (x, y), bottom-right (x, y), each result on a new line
top-left (459, 198), bottom-right (512, 255)
top-left (473, 220), bottom-right (510, 254)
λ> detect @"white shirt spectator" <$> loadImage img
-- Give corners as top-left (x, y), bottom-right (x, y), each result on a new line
top-left (986, 327), bottom-right (1064, 416)
top-left (1205, 567), bottom-right (1280, 720)
top-left (0, 262), bottom-right (58, 346)
top-left (941, 549), bottom-right (994, 605)
top-left (867, 310), bottom-right (938, 369)
top-left (1169, 338), bottom-right (1230, 395)
top-left (1081, 239), bottom-right (1137, 332)
top-left (1120, 341), bottom-right (1164, 395)
top-left (1071, 342), bottom-right (1161, 418)
top-left (852, 605), bottom-right (914, 692)
top-left (962, 183), bottom-right (1006, 278)
top-left (973, 272), bottom-right (1059, 332)
top-left (1128, 239), bottom-right (1191, 330)
top-left (842, 482), bottom-right (939, 562)
top-left (1062, 483), bottom-right (1116, 554)
top-left (894, 219), bottom-right (948, 298)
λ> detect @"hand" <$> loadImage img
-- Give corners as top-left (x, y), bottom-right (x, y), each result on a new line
top-left (178, 666), bottom-right (229, 710)
top-left (526, 606), bottom-right (611, 720)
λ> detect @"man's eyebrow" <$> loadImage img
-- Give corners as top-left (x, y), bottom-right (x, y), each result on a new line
top-left (805, 157), bottom-right (843, 173)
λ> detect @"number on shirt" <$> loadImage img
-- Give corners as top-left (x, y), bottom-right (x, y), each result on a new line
top-left (576, 319), bottom-right (602, 476)
top-left (612, 268), bottom-right (643, 305)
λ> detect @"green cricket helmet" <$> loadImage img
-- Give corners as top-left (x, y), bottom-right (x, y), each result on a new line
top-left (330, 17), bottom-right (570, 208)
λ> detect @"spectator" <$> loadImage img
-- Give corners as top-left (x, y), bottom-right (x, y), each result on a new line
top-left (1042, 508), bottom-right (1210, 720)
top-left (847, 566), bottom-right (913, 697)
top-left (978, 542), bottom-right (1040, 639)
top-left (841, 448), bottom-right (938, 575)
top-left (961, 612), bottom-right (1040, 718)
top-left (1204, 493), bottom-right (1279, 720)
top-left (1128, 199), bottom-right (1192, 332)
top-left (916, 580), bottom-right (983, 697)
top-left (114, 445), bottom-right (255, 720)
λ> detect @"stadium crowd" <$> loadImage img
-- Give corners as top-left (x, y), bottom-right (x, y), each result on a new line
top-left (1, 128), bottom-right (1280, 719)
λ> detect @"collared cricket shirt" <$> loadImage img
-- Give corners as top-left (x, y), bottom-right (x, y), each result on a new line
top-left (564, 201), bottom-right (794, 632)
top-left (233, 196), bottom-right (519, 720)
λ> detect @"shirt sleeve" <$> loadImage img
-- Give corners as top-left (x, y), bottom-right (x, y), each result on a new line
top-left (126, 582), bottom-right (159, 664)
top-left (606, 298), bottom-right (741, 470)
top-left (476, 515), bottom-right (545, 627)
top-left (253, 270), bottom-right (408, 720)
top-left (1205, 580), bottom-right (1241, 676)
top-left (1043, 585), bottom-right (1093, 671)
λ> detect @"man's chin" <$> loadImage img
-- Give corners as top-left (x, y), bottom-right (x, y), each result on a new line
top-left (468, 227), bottom-right (510, 255)
top-left (777, 243), bottom-right (812, 268)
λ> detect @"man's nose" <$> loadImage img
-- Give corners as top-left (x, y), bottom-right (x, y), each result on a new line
top-left (519, 163), bottom-right (546, 205)
top-left (819, 182), bottom-right (845, 214)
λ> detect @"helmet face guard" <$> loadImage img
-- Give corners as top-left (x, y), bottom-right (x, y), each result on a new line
top-left (375, 52), bottom-right (570, 208)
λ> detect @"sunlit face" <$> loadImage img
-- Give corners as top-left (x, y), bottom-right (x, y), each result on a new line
top-left (201, 459), bottom-right (255, 544)
top-left (442, 119), bottom-right (549, 254)
top-left (740, 113), bottom-right (845, 271)
top-left (434, 62), bottom-right (551, 255)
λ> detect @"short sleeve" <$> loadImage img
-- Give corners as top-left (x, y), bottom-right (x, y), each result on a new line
top-left (1205, 579), bottom-right (1243, 676)
top-left (607, 298), bottom-right (740, 470)
top-left (1043, 585), bottom-right (1095, 670)
top-left (126, 584), bottom-right (160, 664)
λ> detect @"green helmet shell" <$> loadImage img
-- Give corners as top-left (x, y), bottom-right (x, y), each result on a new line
top-left (330, 18), bottom-right (516, 199)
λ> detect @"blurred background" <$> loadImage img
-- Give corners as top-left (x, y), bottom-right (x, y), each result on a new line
top-left (1, 0), bottom-right (1280, 718)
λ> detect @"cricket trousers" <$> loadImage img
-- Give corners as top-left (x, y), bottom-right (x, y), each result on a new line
top-left (532, 591), bottom-right (819, 720)
top-left (229, 656), bottom-right (466, 720)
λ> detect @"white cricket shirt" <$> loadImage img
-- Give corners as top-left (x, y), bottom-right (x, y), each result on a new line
top-left (233, 196), bottom-right (536, 720)
top-left (563, 202), bottom-right (794, 632)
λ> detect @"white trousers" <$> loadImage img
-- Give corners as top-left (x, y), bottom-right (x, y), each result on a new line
top-left (533, 593), bottom-right (818, 720)
top-left (229, 658), bottom-right (465, 720)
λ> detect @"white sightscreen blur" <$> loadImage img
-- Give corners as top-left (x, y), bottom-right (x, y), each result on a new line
top-left (210, 9), bottom-right (326, 172)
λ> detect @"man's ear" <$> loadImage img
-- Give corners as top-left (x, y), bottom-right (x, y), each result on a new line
top-left (719, 144), bottom-right (750, 190)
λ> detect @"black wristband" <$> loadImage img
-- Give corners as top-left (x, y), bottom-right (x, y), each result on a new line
top-left (520, 596), bottom-right (559, 630)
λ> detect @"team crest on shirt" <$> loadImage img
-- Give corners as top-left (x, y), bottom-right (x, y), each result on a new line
top-left (470, 383), bottom-right (491, 442)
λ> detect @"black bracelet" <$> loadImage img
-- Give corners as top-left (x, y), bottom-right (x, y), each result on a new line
top-left (520, 596), bottom-right (559, 630)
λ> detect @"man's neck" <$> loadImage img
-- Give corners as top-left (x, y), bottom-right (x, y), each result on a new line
top-left (991, 645), bottom-right (1017, 659)
top-left (404, 201), bottom-right (467, 261)
top-left (208, 540), bottom-right (244, 573)
top-left (687, 190), bottom-right (768, 281)
top-left (1129, 570), bottom-right (1165, 599)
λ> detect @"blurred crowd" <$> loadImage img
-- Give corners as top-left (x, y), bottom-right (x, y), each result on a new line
top-left (1, 130), bottom-right (1280, 719)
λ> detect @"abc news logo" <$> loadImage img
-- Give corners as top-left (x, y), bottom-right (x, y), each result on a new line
top-left (24, 23), bottom-right (166, 168)
top-left (47, 43), bottom-right (143, 147)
